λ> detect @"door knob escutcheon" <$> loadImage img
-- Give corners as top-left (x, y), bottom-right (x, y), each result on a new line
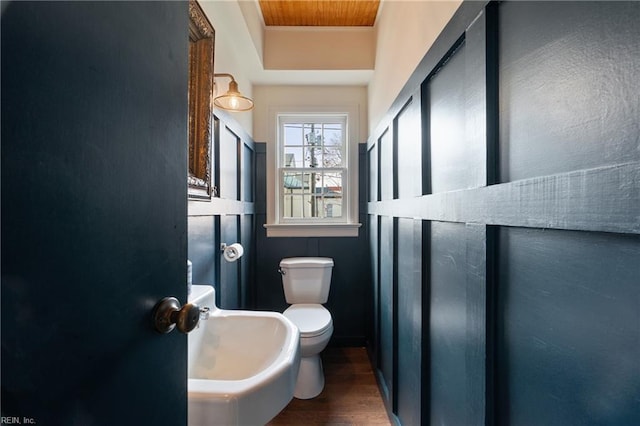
top-left (153, 297), bottom-right (201, 334)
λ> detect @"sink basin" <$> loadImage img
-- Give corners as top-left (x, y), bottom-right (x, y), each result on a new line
top-left (188, 285), bottom-right (300, 426)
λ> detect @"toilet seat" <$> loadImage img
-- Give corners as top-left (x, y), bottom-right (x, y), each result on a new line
top-left (283, 304), bottom-right (332, 338)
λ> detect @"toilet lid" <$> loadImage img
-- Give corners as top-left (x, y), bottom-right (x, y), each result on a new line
top-left (283, 304), bottom-right (332, 338)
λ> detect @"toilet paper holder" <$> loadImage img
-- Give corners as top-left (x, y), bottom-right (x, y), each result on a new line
top-left (221, 242), bottom-right (244, 262)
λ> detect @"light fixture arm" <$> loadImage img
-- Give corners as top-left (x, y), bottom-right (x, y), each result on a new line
top-left (214, 73), bottom-right (236, 83)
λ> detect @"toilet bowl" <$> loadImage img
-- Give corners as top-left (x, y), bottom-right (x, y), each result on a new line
top-left (279, 257), bottom-right (334, 399)
top-left (283, 303), bottom-right (333, 399)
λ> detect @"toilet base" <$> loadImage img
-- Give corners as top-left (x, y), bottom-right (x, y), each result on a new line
top-left (293, 354), bottom-right (325, 399)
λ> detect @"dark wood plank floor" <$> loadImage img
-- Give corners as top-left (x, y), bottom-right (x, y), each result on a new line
top-left (267, 347), bottom-right (392, 426)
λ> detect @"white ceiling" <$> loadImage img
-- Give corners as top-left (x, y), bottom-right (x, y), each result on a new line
top-left (200, 0), bottom-right (375, 86)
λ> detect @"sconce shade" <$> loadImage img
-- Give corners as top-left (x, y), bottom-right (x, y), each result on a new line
top-left (214, 77), bottom-right (254, 112)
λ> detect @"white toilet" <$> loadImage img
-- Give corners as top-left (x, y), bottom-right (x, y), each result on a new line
top-left (279, 257), bottom-right (334, 399)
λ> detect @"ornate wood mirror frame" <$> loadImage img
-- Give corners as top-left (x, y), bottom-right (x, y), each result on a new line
top-left (188, 0), bottom-right (215, 199)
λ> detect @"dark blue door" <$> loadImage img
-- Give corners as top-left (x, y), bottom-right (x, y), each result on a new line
top-left (2, 2), bottom-right (189, 424)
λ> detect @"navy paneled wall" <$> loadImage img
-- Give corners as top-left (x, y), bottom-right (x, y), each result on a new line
top-left (253, 143), bottom-right (371, 346)
top-left (367, 1), bottom-right (640, 425)
top-left (188, 111), bottom-right (255, 309)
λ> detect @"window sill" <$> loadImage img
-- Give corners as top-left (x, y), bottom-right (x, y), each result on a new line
top-left (264, 223), bottom-right (361, 238)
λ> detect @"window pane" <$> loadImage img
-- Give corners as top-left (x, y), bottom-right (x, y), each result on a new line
top-left (282, 171), bottom-right (305, 191)
top-left (316, 196), bottom-right (326, 218)
top-left (322, 172), bottom-right (343, 194)
top-left (304, 147), bottom-right (322, 168)
top-left (283, 194), bottom-right (292, 217)
top-left (284, 123), bottom-right (303, 146)
top-left (323, 124), bottom-right (343, 167)
top-left (319, 172), bottom-right (343, 218)
top-left (323, 124), bottom-right (342, 146)
top-left (322, 145), bottom-right (342, 167)
top-left (283, 147), bottom-right (303, 167)
top-left (303, 124), bottom-right (321, 145)
top-left (307, 172), bottom-right (320, 197)
top-left (283, 194), bottom-right (304, 218)
top-left (303, 194), bottom-right (315, 218)
top-left (303, 172), bottom-right (314, 193)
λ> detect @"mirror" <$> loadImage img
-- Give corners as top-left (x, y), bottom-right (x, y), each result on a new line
top-left (188, 0), bottom-right (215, 199)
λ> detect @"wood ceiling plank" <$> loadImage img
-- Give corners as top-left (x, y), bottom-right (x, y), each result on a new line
top-left (259, 0), bottom-right (380, 26)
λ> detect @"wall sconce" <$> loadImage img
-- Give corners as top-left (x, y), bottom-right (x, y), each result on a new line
top-left (213, 73), bottom-right (254, 112)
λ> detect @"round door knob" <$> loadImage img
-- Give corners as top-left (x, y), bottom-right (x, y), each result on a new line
top-left (152, 297), bottom-right (201, 334)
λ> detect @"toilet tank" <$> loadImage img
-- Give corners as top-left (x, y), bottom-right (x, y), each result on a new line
top-left (279, 257), bottom-right (334, 304)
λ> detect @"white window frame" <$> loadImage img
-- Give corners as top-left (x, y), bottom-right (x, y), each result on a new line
top-left (265, 105), bottom-right (361, 237)
top-left (278, 114), bottom-right (347, 223)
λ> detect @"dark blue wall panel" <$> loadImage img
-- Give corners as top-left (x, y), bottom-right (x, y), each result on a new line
top-left (428, 42), bottom-right (471, 194)
top-left (188, 215), bottom-right (218, 287)
top-left (396, 218), bottom-right (424, 425)
top-left (378, 216), bottom-right (395, 405)
top-left (369, 215), bottom-right (380, 359)
top-left (253, 230), bottom-right (368, 345)
top-left (240, 214), bottom-right (254, 307)
top-left (220, 215), bottom-right (240, 309)
top-left (429, 221), bottom-right (468, 425)
top-left (497, 228), bottom-right (640, 425)
top-left (498, 1), bottom-right (640, 182)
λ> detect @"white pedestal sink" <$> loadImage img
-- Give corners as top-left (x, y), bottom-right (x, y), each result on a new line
top-left (188, 285), bottom-right (300, 426)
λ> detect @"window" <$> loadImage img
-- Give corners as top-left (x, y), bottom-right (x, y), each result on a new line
top-left (279, 115), bottom-right (346, 222)
top-left (265, 109), bottom-right (360, 237)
